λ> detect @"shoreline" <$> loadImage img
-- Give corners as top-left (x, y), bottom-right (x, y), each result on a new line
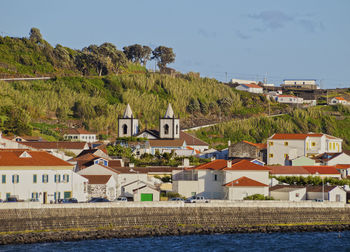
top-left (1, 223), bottom-right (350, 245)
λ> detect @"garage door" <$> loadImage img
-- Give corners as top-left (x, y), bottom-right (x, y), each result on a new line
top-left (141, 193), bottom-right (153, 201)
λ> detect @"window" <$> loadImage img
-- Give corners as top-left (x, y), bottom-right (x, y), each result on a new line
top-left (54, 174), bottom-right (61, 183)
top-left (269, 142), bottom-right (274, 146)
top-left (269, 153), bottom-right (274, 158)
top-left (42, 174), bottom-right (49, 183)
top-left (122, 124), bottom-right (128, 135)
top-left (2, 175), bottom-right (5, 184)
top-left (296, 193), bottom-right (300, 198)
top-left (33, 174), bottom-right (37, 183)
top-left (311, 142), bottom-right (316, 147)
top-left (284, 142), bottom-right (288, 146)
top-left (164, 124), bottom-right (169, 135)
top-left (12, 174), bottom-right (19, 184)
top-left (64, 191), bottom-right (72, 199)
top-left (63, 174), bottom-right (69, 183)
top-left (191, 192), bottom-right (196, 196)
top-left (214, 174), bottom-right (218, 181)
top-left (31, 192), bottom-right (39, 199)
top-left (54, 192), bottom-right (61, 201)
top-left (176, 125), bottom-right (179, 135)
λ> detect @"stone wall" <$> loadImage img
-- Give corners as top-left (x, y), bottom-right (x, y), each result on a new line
top-left (1, 204), bottom-right (350, 244)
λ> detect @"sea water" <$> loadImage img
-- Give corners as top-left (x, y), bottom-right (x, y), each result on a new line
top-left (1, 231), bottom-right (350, 252)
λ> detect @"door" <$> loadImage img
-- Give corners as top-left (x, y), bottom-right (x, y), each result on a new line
top-left (43, 192), bottom-right (47, 204)
top-left (141, 193), bottom-right (153, 202)
top-left (64, 191), bottom-right (72, 199)
top-left (336, 194), bottom-right (341, 202)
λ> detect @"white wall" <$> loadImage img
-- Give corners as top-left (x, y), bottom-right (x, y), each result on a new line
top-left (133, 186), bottom-right (160, 202)
top-left (226, 186), bottom-right (268, 200)
top-left (0, 170), bottom-right (88, 203)
top-left (270, 188), bottom-right (306, 201)
top-left (224, 170), bottom-right (269, 185)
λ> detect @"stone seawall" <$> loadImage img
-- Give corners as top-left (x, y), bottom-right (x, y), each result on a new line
top-left (1, 206), bottom-right (350, 244)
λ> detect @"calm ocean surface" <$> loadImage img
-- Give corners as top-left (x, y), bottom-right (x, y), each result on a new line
top-left (2, 231), bottom-right (350, 252)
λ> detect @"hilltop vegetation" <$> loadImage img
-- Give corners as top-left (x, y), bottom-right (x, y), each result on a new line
top-left (194, 105), bottom-right (350, 150)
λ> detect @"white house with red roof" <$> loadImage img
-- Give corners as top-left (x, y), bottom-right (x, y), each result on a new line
top-left (63, 128), bottom-right (97, 143)
top-left (0, 149), bottom-right (88, 203)
top-left (172, 159), bottom-right (270, 200)
top-left (330, 97), bottom-right (349, 105)
top-left (81, 175), bottom-right (117, 201)
top-left (267, 133), bottom-right (343, 165)
top-left (236, 83), bottom-right (263, 94)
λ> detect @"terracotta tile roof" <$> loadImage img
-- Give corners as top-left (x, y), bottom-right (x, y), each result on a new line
top-left (81, 175), bottom-right (112, 184)
top-left (22, 141), bottom-right (88, 150)
top-left (0, 149), bottom-right (73, 167)
top-left (268, 165), bottom-right (340, 175)
top-left (180, 131), bottom-right (208, 146)
top-left (113, 166), bottom-right (182, 174)
top-left (334, 97), bottom-right (346, 101)
top-left (303, 166), bottom-right (340, 175)
top-left (242, 140), bottom-right (267, 149)
top-left (191, 159), bottom-right (270, 171)
top-left (149, 139), bottom-right (185, 147)
top-left (223, 176), bottom-right (268, 187)
top-left (335, 164), bottom-right (350, 169)
top-left (109, 160), bottom-right (122, 168)
top-left (268, 166), bottom-right (310, 175)
top-left (270, 133), bottom-right (324, 140)
top-left (306, 185), bottom-right (339, 193)
top-left (186, 146), bottom-right (201, 154)
top-left (243, 84), bottom-right (263, 89)
top-left (269, 185), bottom-right (305, 192)
top-left (277, 95), bottom-right (297, 98)
top-left (65, 128), bottom-right (95, 135)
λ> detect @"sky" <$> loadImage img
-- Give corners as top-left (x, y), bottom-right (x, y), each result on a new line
top-left (1, 0), bottom-right (350, 88)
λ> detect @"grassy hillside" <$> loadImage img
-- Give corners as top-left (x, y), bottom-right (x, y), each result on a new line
top-left (194, 105), bottom-right (350, 150)
top-left (0, 74), bottom-right (281, 139)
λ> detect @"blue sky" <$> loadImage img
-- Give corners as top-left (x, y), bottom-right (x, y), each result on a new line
top-left (1, 0), bottom-right (350, 88)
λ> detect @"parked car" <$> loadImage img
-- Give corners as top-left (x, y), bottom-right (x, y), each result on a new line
top-left (169, 197), bottom-right (185, 201)
top-left (0, 199), bottom-right (3, 203)
top-left (59, 198), bottom-right (78, 203)
top-left (185, 196), bottom-right (209, 203)
top-left (5, 197), bottom-right (18, 202)
top-left (88, 197), bottom-right (110, 203)
top-left (115, 197), bottom-right (128, 202)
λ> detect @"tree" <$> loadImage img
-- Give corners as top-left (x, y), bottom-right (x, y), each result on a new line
top-left (29, 27), bottom-right (43, 43)
top-left (123, 44), bottom-right (152, 66)
top-left (152, 46), bottom-right (175, 70)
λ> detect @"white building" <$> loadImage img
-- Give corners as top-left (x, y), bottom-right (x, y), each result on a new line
top-left (276, 95), bottom-right (303, 104)
top-left (81, 175), bottom-right (117, 201)
top-left (118, 104), bottom-right (139, 138)
top-left (236, 84), bottom-right (263, 94)
top-left (330, 97), bottom-right (349, 105)
top-left (270, 186), bottom-right (307, 201)
top-left (63, 128), bottom-right (97, 143)
top-left (231, 79), bottom-right (257, 85)
top-left (172, 159), bottom-right (270, 200)
top-left (267, 133), bottom-right (343, 165)
top-left (282, 79), bottom-right (319, 89)
top-left (0, 149), bottom-right (88, 203)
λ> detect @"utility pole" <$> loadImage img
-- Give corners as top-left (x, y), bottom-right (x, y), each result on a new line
top-left (225, 72), bottom-right (228, 83)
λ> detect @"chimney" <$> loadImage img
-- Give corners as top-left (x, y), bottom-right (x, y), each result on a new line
top-left (228, 140), bottom-right (231, 147)
top-left (227, 160), bottom-right (232, 168)
top-left (129, 163), bottom-right (134, 168)
top-left (211, 156), bottom-right (216, 161)
top-left (182, 158), bottom-right (190, 167)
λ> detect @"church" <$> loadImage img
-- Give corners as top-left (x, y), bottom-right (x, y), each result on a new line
top-left (118, 103), bottom-right (209, 155)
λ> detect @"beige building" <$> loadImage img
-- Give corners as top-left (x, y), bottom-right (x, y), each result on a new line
top-left (63, 128), bottom-right (97, 143)
top-left (267, 133), bottom-right (343, 165)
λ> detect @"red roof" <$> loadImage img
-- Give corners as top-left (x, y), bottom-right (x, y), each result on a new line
top-left (335, 164), bottom-right (350, 169)
top-left (243, 84), bottom-right (262, 89)
top-left (180, 131), bottom-right (209, 146)
top-left (223, 176), bottom-right (268, 187)
top-left (268, 165), bottom-right (340, 175)
top-left (269, 166), bottom-right (309, 175)
top-left (303, 166), bottom-right (340, 175)
top-left (22, 141), bottom-right (88, 150)
top-left (242, 140), bottom-right (267, 149)
top-left (335, 97), bottom-right (346, 101)
top-left (270, 133), bottom-right (324, 140)
top-left (65, 128), bottom-right (95, 135)
top-left (81, 175), bottom-right (112, 184)
top-left (191, 159), bottom-right (270, 171)
top-left (0, 149), bottom-right (73, 167)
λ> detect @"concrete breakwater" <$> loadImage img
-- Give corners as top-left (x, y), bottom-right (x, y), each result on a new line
top-left (1, 203), bottom-right (350, 244)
